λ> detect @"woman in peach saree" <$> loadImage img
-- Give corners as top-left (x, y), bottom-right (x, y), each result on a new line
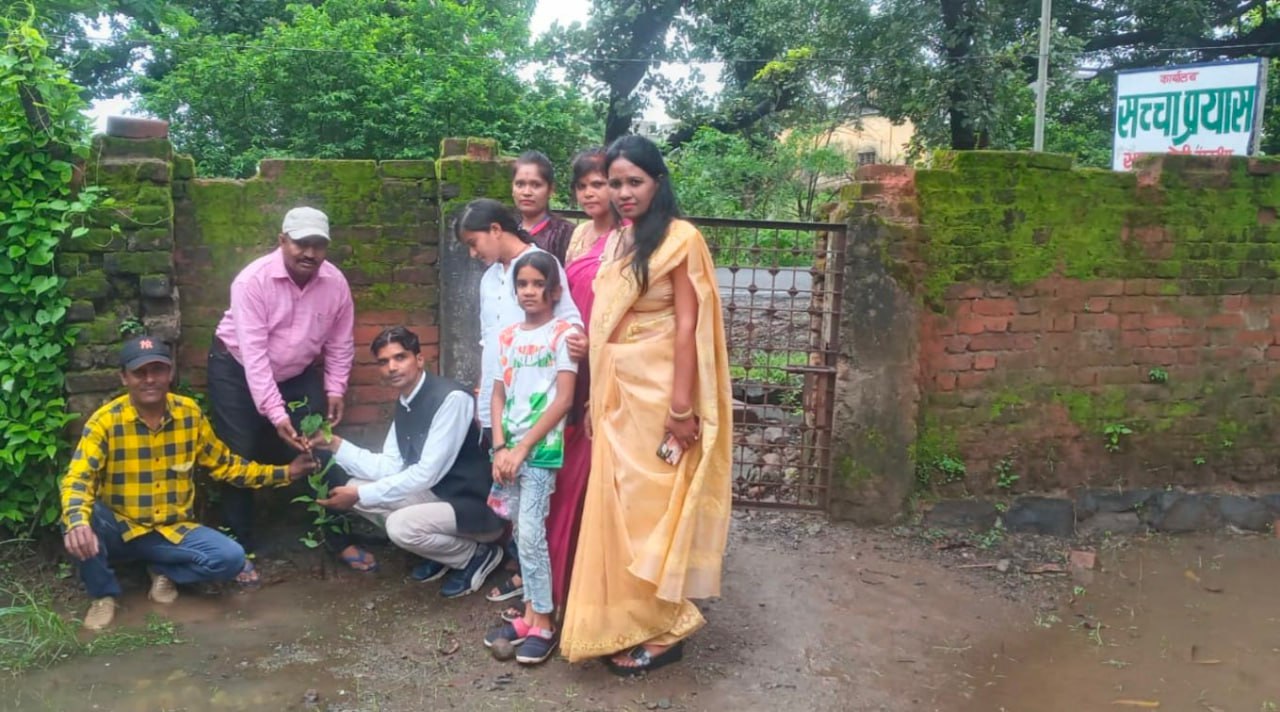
top-left (560, 135), bottom-right (732, 674)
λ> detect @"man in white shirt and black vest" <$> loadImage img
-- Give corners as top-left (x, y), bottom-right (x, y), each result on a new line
top-left (308, 326), bottom-right (505, 597)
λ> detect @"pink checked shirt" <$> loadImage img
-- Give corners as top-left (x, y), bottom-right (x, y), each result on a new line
top-left (214, 249), bottom-right (355, 425)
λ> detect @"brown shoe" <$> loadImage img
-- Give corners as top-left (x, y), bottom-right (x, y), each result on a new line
top-left (148, 572), bottom-right (178, 604)
top-left (83, 597), bottom-right (117, 631)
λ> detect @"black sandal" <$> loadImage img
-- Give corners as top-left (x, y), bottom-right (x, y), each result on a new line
top-left (606, 641), bottom-right (685, 677)
top-left (486, 574), bottom-right (523, 602)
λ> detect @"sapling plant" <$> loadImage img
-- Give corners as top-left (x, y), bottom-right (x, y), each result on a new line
top-left (286, 398), bottom-right (346, 548)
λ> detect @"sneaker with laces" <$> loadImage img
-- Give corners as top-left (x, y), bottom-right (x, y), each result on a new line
top-left (148, 572), bottom-right (178, 604)
top-left (83, 597), bottom-right (117, 631)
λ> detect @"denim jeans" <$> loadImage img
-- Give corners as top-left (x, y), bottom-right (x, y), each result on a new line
top-left (514, 464), bottom-right (556, 615)
top-left (77, 503), bottom-right (247, 599)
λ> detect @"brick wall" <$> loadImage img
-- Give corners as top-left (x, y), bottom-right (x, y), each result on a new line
top-left (66, 121), bottom-right (505, 448)
top-left (831, 152), bottom-right (1280, 520)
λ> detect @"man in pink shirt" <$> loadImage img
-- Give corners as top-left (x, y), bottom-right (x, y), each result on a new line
top-left (206, 207), bottom-right (362, 580)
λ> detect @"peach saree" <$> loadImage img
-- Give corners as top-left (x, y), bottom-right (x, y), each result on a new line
top-left (560, 219), bottom-right (733, 662)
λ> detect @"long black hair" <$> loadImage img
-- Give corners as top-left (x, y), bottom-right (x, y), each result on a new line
top-left (451, 198), bottom-right (533, 244)
top-left (604, 135), bottom-right (680, 292)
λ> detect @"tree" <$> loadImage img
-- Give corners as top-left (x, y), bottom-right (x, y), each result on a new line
top-left (123, 0), bottom-right (599, 176)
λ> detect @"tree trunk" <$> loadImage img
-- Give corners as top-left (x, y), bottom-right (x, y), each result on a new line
top-left (940, 0), bottom-right (979, 150)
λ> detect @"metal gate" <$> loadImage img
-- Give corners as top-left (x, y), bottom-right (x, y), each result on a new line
top-left (695, 217), bottom-right (847, 510)
top-left (561, 212), bottom-right (847, 511)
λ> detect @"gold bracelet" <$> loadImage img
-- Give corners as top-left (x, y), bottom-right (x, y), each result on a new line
top-left (668, 406), bottom-right (695, 421)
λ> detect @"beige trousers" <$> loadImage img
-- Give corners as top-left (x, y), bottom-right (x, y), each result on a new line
top-left (350, 478), bottom-right (502, 569)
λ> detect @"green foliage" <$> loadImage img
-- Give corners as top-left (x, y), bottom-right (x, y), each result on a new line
top-left (1103, 423), bottom-right (1133, 453)
top-left (0, 580), bottom-right (179, 672)
top-left (0, 19), bottom-right (107, 533)
top-left (994, 458), bottom-right (1019, 490)
top-left (1147, 367), bottom-right (1169, 385)
top-left (116, 316), bottom-right (144, 337)
top-left (286, 397), bottom-right (342, 548)
top-left (126, 0), bottom-right (598, 177)
top-left (911, 418), bottom-right (967, 490)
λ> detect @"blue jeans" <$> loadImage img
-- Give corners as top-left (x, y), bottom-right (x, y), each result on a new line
top-left (77, 503), bottom-right (247, 599)
top-left (513, 464), bottom-right (556, 615)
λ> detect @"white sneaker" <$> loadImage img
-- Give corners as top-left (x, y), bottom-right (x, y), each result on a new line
top-left (148, 572), bottom-right (178, 604)
top-left (83, 597), bottom-right (117, 631)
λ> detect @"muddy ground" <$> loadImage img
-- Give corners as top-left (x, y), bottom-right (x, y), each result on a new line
top-left (3, 512), bottom-right (1278, 711)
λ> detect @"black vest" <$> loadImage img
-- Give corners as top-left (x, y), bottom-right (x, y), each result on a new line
top-left (394, 374), bottom-right (502, 535)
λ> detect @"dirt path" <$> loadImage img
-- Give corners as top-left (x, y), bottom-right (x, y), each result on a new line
top-left (1, 512), bottom-right (1028, 712)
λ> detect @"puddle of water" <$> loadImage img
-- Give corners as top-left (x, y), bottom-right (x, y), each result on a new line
top-left (962, 534), bottom-right (1280, 712)
top-left (1, 567), bottom-right (405, 712)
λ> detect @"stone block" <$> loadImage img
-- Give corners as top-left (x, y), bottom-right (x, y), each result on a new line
top-left (127, 227), bottom-right (175, 251)
top-left (921, 500), bottom-right (998, 532)
top-left (69, 345), bottom-right (116, 370)
top-left (67, 300), bottom-right (96, 323)
top-left (57, 253), bottom-right (90, 277)
top-left (139, 274), bottom-right (172, 298)
top-left (440, 138), bottom-right (466, 158)
top-left (1074, 488), bottom-right (1156, 518)
top-left (104, 251), bottom-right (172, 276)
top-left (142, 296), bottom-right (178, 318)
top-left (1004, 497), bottom-right (1075, 537)
top-left (64, 272), bottom-right (111, 300)
top-left (1077, 511), bottom-right (1142, 536)
top-left (1147, 493), bottom-right (1222, 533)
top-left (173, 155), bottom-right (196, 180)
top-left (79, 314), bottom-right (126, 345)
top-left (105, 116), bottom-right (169, 139)
top-left (63, 227), bottom-right (125, 253)
top-left (66, 369), bottom-right (122, 394)
top-left (143, 314), bottom-right (181, 343)
top-left (1217, 495), bottom-right (1270, 532)
top-left (93, 134), bottom-right (172, 161)
top-left (379, 160), bottom-right (430, 179)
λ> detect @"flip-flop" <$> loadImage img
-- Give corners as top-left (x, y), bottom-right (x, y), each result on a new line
top-left (235, 560), bottom-right (262, 590)
top-left (607, 641), bottom-right (685, 677)
top-left (339, 546), bottom-right (379, 573)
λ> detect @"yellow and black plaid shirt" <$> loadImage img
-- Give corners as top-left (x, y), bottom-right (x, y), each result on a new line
top-left (61, 393), bottom-right (289, 543)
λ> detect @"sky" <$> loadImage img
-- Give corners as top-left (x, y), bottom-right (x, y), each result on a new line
top-left (88, 0), bottom-right (704, 131)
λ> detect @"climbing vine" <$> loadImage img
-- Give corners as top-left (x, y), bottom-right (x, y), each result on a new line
top-left (0, 18), bottom-right (109, 533)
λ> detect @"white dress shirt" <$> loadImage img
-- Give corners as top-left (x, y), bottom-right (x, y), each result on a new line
top-left (333, 373), bottom-right (475, 508)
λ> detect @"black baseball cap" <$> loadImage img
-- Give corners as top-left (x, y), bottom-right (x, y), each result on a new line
top-left (120, 335), bottom-right (172, 371)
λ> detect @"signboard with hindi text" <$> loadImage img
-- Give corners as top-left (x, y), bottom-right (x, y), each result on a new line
top-left (1113, 59), bottom-right (1267, 171)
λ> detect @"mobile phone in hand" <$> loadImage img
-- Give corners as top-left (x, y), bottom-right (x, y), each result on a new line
top-left (656, 432), bottom-right (684, 466)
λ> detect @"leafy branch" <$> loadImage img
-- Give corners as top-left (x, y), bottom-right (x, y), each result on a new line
top-left (285, 397), bottom-right (343, 549)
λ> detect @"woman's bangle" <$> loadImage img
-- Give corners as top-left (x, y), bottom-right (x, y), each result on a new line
top-left (668, 406), bottom-right (695, 421)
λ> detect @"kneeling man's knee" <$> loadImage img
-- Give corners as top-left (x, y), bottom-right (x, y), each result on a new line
top-left (208, 539), bottom-right (246, 578)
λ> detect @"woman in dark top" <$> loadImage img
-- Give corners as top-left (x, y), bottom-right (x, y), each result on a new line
top-left (512, 150), bottom-right (575, 264)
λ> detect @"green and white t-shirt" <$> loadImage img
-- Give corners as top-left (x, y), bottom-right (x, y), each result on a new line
top-left (495, 319), bottom-right (578, 468)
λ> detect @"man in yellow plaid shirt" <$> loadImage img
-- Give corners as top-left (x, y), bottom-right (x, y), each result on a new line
top-left (61, 335), bottom-right (316, 630)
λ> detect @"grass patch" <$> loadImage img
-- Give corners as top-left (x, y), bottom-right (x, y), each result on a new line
top-left (0, 581), bottom-right (181, 673)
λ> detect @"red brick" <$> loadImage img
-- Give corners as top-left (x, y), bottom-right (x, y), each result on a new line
top-left (957, 318), bottom-right (985, 335)
top-left (1016, 300), bottom-right (1041, 315)
top-left (1269, 314), bottom-right (1280, 330)
top-left (934, 373), bottom-right (957, 392)
top-left (1143, 279), bottom-right (1176, 296)
top-left (1123, 280), bottom-right (1146, 296)
top-left (940, 354), bottom-right (974, 371)
top-left (1209, 347), bottom-right (1243, 362)
top-left (1077, 313), bottom-right (1121, 330)
top-left (956, 371), bottom-right (988, 389)
top-left (351, 367), bottom-right (385, 386)
top-left (1147, 330), bottom-right (1170, 347)
top-left (343, 404), bottom-right (388, 426)
top-left (1010, 315), bottom-right (1045, 332)
top-left (1236, 330), bottom-right (1274, 347)
top-left (1094, 280), bottom-right (1125, 296)
top-left (1222, 295), bottom-right (1247, 310)
top-left (1178, 349), bottom-right (1202, 365)
top-left (1144, 314), bottom-right (1185, 329)
top-left (1121, 331), bottom-right (1148, 348)
top-left (1169, 331), bottom-right (1203, 347)
top-left (946, 285), bottom-right (985, 299)
top-left (930, 314), bottom-right (957, 336)
top-left (973, 299), bottom-right (1017, 316)
top-left (951, 300), bottom-right (973, 318)
top-left (1266, 345), bottom-right (1280, 361)
top-left (1206, 312), bottom-right (1245, 329)
top-left (1115, 297), bottom-right (1155, 313)
top-left (943, 336), bottom-right (971, 354)
top-left (1096, 367), bottom-right (1141, 385)
top-left (980, 317), bottom-right (1010, 333)
top-left (1120, 314), bottom-right (1144, 331)
top-left (974, 354), bottom-right (997, 370)
top-left (1049, 315), bottom-right (1075, 332)
top-left (1071, 369), bottom-right (1099, 386)
top-left (1084, 297), bottom-right (1110, 313)
top-left (1134, 348), bottom-right (1178, 365)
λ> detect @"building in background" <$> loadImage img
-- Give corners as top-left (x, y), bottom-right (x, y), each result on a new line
top-left (823, 111), bottom-right (916, 166)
